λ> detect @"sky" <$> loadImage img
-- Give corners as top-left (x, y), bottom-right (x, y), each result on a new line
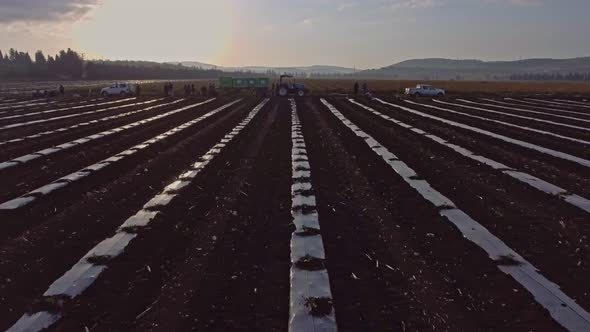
top-left (1, 0), bottom-right (590, 69)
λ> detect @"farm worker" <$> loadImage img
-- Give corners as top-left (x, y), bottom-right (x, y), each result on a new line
top-left (164, 83), bottom-right (169, 97)
top-left (169, 82), bottom-right (174, 97)
top-left (136, 84), bottom-right (141, 96)
top-left (361, 82), bottom-right (368, 95)
top-left (191, 84), bottom-right (196, 95)
top-left (354, 82), bottom-right (359, 97)
top-left (59, 85), bottom-right (65, 96)
top-left (201, 86), bottom-right (208, 97)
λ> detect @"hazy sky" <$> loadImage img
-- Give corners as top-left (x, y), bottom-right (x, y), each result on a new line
top-left (1, 0), bottom-right (589, 68)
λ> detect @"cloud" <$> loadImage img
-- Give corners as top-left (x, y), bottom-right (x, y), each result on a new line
top-left (387, 0), bottom-right (445, 10)
top-left (483, 0), bottom-right (544, 6)
top-left (300, 18), bottom-right (314, 27)
top-left (337, 3), bottom-right (356, 12)
top-left (0, 0), bottom-right (101, 23)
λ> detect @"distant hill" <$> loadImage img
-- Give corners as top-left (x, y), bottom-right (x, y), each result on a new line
top-left (166, 61), bottom-right (220, 70)
top-left (359, 57), bottom-right (590, 80)
top-left (170, 62), bottom-right (358, 75)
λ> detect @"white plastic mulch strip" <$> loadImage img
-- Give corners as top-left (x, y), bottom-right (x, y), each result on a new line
top-left (0, 98), bottom-right (136, 121)
top-left (455, 99), bottom-right (590, 124)
top-left (0, 99), bottom-right (55, 111)
top-left (0, 99), bottom-right (92, 116)
top-left (0, 98), bottom-right (200, 171)
top-left (482, 98), bottom-right (590, 117)
top-left (349, 99), bottom-right (590, 214)
top-left (5, 99), bottom-right (269, 332)
top-left (0, 99), bottom-right (241, 211)
top-left (526, 98), bottom-right (590, 109)
top-left (404, 100), bottom-right (590, 146)
top-left (0, 98), bottom-right (178, 147)
top-left (377, 99), bottom-right (590, 169)
top-left (0, 98), bottom-right (143, 131)
top-left (555, 99), bottom-right (590, 107)
top-left (322, 98), bottom-right (590, 332)
top-left (289, 99), bottom-right (337, 332)
top-left (406, 100), bottom-right (590, 145)
top-left (434, 99), bottom-right (590, 131)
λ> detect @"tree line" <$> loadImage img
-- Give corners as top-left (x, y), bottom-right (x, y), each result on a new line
top-left (0, 47), bottom-right (265, 81)
top-left (509, 72), bottom-right (590, 81)
top-left (0, 48), bottom-right (84, 80)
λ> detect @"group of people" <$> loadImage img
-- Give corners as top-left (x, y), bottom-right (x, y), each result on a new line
top-left (33, 84), bottom-right (65, 98)
top-left (183, 84), bottom-right (196, 96)
top-left (353, 81), bottom-right (370, 97)
top-left (164, 82), bottom-right (175, 97)
top-left (165, 82), bottom-right (217, 97)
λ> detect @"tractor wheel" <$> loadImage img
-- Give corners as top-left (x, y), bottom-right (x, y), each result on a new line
top-left (297, 90), bottom-right (305, 97)
top-left (278, 87), bottom-right (288, 97)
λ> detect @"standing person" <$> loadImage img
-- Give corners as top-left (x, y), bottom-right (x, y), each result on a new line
top-left (136, 84), bottom-right (141, 97)
top-left (201, 85), bottom-right (208, 97)
top-left (361, 82), bottom-right (368, 96)
top-left (169, 82), bottom-right (174, 97)
top-left (59, 84), bottom-right (65, 96)
top-left (191, 84), bottom-right (196, 96)
top-left (353, 82), bottom-right (359, 97)
top-left (164, 83), bottom-right (169, 97)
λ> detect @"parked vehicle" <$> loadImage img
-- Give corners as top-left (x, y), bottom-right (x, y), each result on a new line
top-left (405, 84), bottom-right (445, 97)
top-left (100, 83), bottom-right (135, 97)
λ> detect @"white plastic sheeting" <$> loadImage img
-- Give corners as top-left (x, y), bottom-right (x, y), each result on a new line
top-left (0, 98), bottom-right (144, 131)
top-left (455, 99), bottom-right (590, 124)
top-left (0, 98), bottom-right (137, 121)
top-left (527, 98), bottom-right (590, 109)
top-left (349, 99), bottom-right (590, 214)
top-left (0, 99), bottom-right (240, 210)
top-left (481, 98), bottom-right (590, 117)
top-left (376, 99), bottom-right (590, 168)
top-left (323, 98), bottom-right (590, 332)
top-left (0, 99), bottom-right (205, 171)
top-left (434, 99), bottom-right (590, 131)
top-left (405, 100), bottom-right (590, 146)
top-left (5, 99), bottom-right (269, 332)
top-left (289, 98), bottom-right (337, 332)
top-left (0, 99), bottom-right (178, 146)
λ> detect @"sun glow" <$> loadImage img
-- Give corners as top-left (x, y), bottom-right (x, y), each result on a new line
top-left (73, 0), bottom-right (234, 63)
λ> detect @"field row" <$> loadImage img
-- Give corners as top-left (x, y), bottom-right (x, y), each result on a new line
top-left (0, 96), bottom-right (589, 331)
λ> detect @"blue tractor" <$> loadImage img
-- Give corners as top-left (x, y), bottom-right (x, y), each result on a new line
top-left (277, 74), bottom-right (309, 97)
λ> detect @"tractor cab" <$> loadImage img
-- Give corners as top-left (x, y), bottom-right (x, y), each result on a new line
top-left (277, 74), bottom-right (309, 97)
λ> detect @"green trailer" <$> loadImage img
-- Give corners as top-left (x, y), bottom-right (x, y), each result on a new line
top-left (218, 77), bottom-right (269, 96)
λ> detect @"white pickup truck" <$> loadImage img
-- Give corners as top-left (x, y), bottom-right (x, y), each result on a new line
top-left (405, 84), bottom-right (445, 97)
top-left (100, 83), bottom-right (135, 97)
